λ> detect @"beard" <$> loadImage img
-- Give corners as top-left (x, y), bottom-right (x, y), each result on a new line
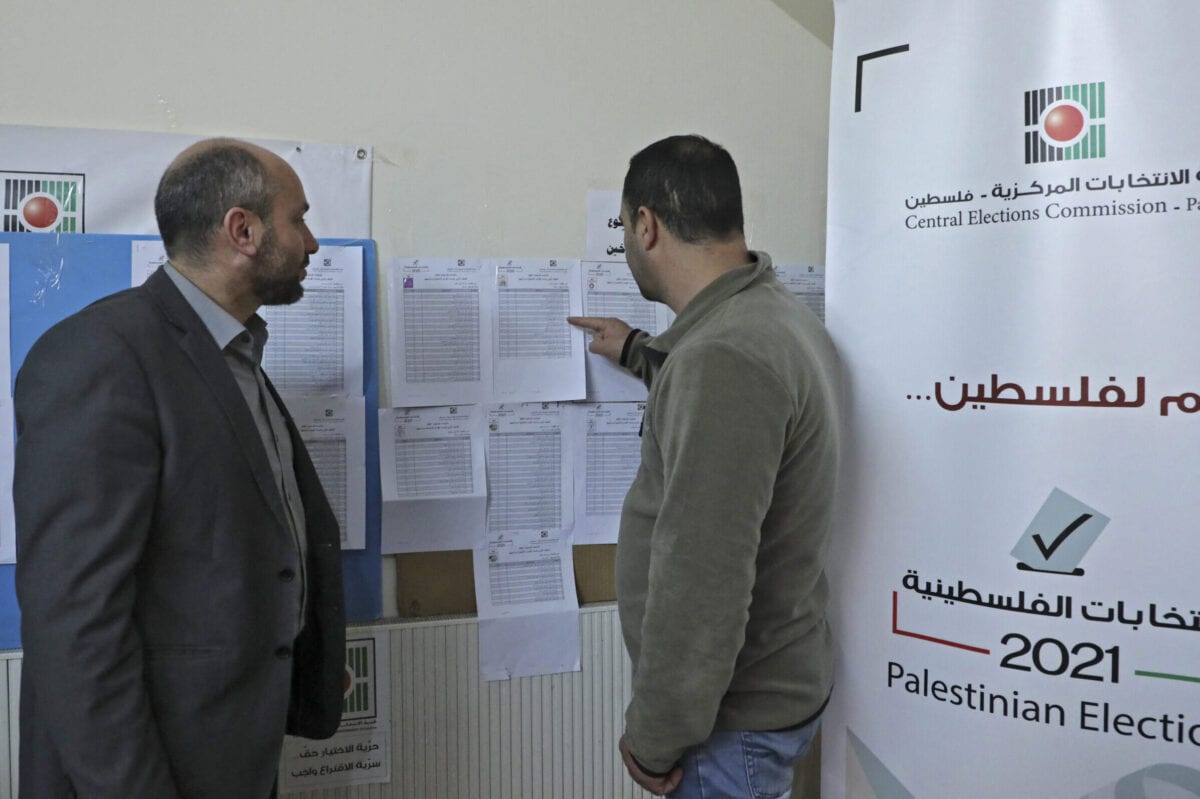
top-left (251, 224), bottom-right (305, 306)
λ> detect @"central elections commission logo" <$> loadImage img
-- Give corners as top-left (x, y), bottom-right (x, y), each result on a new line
top-left (2, 171), bottom-right (85, 232)
top-left (1024, 82), bottom-right (1106, 164)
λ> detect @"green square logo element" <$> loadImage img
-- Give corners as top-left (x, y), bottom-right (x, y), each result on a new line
top-left (342, 637), bottom-right (377, 721)
top-left (2, 171), bottom-right (85, 232)
top-left (1024, 82), bottom-right (1106, 164)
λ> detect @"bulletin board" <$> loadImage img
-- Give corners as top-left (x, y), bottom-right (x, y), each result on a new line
top-left (0, 232), bottom-right (381, 649)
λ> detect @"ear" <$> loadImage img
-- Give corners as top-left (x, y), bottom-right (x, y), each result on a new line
top-left (636, 206), bottom-right (660, 251)
top-left (222, 207), bottom-right (260, 257)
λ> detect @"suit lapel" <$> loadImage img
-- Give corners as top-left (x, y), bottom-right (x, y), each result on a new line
top-left (142, 268), bottom-right (293, 536)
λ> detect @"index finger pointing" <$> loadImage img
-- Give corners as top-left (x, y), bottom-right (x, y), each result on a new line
top-left (566, 316), bottom-right (605, 331)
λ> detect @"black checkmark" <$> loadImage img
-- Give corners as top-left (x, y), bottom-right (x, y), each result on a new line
top-left (1032, 513), bottom-right (1093, 560)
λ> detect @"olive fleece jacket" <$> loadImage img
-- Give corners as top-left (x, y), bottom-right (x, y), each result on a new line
top-left (617, 251), bottom-right (840, 773)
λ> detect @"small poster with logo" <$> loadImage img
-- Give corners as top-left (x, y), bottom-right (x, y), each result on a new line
top-left (0, 124), bottom-right (369, 237)
top-left (279, 630), bottom-right (392, 793)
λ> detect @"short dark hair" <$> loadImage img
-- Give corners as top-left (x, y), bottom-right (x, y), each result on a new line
top-left (154, 140), bottom-right (273, 261)
top-left (622, 135), bottom-right (743, 244)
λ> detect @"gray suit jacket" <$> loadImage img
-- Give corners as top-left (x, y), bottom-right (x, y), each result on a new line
top-left (14, 268), bottom-right (346, 798)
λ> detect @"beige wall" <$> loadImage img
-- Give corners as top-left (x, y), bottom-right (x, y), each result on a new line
top-left (3, 0), bottom-right (831, 265)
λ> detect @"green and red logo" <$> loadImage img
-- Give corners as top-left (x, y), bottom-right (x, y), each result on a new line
top-left (2, 171), bottom-right (85, 232)
top-left (1024, 82), bottom-right (1105, 164)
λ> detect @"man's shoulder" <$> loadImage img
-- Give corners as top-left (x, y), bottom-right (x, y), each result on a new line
top-left (685, 283), bottom-right (830, 356)
top-left (63, 279), bottom-right (174, 333)
top-left (664, 284), bottom-right (837, 403)
top-left (24, 284), bottom-right (168, 369)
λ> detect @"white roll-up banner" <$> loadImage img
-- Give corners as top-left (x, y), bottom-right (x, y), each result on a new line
top-left (824, 3), bottom-right (1200, 797)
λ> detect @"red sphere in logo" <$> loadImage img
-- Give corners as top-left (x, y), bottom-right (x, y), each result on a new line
top-left (22, 195), bottom-right (59, 229)
top-left (1042, 104), bottom-right (1085, 143)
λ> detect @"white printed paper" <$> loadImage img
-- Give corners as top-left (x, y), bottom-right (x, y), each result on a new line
top-left (567, 402), bottom-right (644, 545)
top-left (473, 525), bottom-right (580, 680)
top-left (772, 263), bottom-right (825, 323)
top-left (262, 245), bottom-right (364, 398)
top-left (386, 258), bottom-right (493, 407)
top-left (485, 403), bottom-right (572, 535)
top-left (0, 245), bottom-right (12, 563)
top-left (130, 239), bottom-right (167, 286)
top-left (379, 405), bottom-right (487, 553)
top-left (476, 404), bottom-right (580, 680)
top-left (0, 400), bottom-right (13, 564)
top-left (473, 528), bottom-right (578, 618)
top-left (474, 526), bottom-right (581, 682)
top-left (491, 260), bottom-right (586, 402)
top-left (478, 610), bottom-right (581, 681)
top-left (280, 630), bottom-right (391, 792)
top-left (287, 396), bottom-right (367, 550)
top-left (0, 244), bottom-right (9, 394)
top-left (581, 261), bottom-right (672, 401)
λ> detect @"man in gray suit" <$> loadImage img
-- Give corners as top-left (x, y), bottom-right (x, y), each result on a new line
top-left (14, 139), bottom-right (346, 798)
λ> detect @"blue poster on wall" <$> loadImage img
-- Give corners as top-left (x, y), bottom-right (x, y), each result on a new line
top-left (0, 232), bottom-right (382, 649)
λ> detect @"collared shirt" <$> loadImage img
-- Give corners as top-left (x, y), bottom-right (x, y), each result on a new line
top-left (165, 264), bottom-right (308, 635)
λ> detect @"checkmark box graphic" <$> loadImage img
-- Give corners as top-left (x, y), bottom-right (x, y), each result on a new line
top-left (1011, 488), bottom-right (1109, 576)
top-left (1031, 512), bottom-right (1093, 559)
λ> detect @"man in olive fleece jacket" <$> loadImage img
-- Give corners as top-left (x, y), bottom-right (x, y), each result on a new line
top-left (570, 135), bottom-right (840, 798)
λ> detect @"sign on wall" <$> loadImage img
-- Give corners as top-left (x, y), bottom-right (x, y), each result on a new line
top-left (0, 125), bottom-right (371, 238)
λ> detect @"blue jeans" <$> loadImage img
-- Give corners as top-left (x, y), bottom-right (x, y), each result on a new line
top-left (668, 717), bottom-right (820, 799)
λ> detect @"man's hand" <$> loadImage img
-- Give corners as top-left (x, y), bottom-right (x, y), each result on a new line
top-left (567, 316), bottom-right (633, 364)
top-left (619, 736), bottom-right (682, 796)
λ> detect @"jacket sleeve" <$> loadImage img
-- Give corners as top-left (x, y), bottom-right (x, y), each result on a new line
top-left (620, 329), bottom-right (658, 387)
top-left (623, 342), bottom-right (791, 772)
top-left (14, 320), bottom-right (183, 798)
